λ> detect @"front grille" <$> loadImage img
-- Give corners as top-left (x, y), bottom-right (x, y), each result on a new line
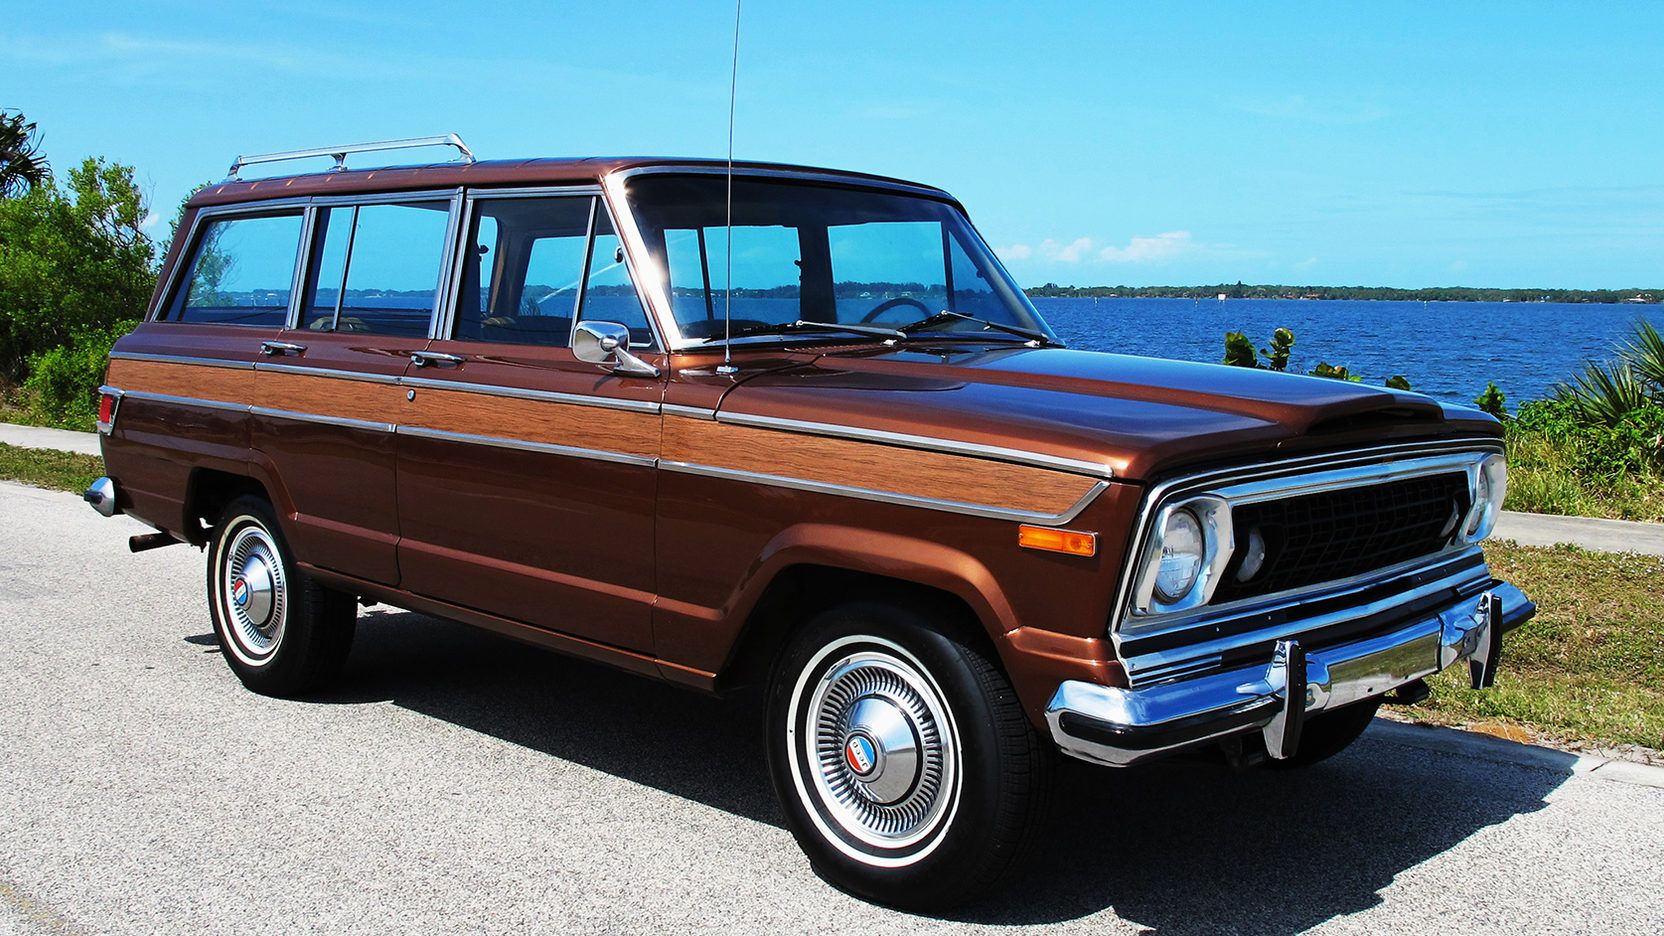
top-left (1210, 472), bottom-right (1469, 604)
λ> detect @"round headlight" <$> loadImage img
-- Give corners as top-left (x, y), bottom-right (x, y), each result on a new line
top-left (1154, 509), bottom-right (1205, 603)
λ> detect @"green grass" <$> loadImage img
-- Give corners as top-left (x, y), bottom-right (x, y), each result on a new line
top-left (1504, 427), bottom-right (1664, 522)
top-left (1405, 541), bottom-right (1664, 751)
top-left (0, 442), bottom-right (105, 494)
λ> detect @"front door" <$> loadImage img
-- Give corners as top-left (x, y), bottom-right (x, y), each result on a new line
top-left (394, 192), bottom-right (664, 652)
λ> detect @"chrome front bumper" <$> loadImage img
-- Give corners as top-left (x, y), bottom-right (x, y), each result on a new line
top-left (1046, 581), bottom-right (1534, 767)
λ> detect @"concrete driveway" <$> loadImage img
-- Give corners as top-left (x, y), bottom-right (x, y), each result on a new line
top-left (2, 480), bottom-right (1661, 935)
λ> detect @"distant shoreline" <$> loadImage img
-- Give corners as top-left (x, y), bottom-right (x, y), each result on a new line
top-left (1024, 284), bottom-right (1659, 304)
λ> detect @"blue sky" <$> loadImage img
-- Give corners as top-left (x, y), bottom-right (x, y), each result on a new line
top-left (5, 0), bottom-right (1660, 289)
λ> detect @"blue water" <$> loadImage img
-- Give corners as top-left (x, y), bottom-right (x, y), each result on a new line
top-left (1033, 297), bottom-right (1664, 406)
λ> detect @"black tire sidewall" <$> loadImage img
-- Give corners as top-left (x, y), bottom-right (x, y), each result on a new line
top-left (765, 601), bottom-right (1033, 910)
top-left (206, 496), bottom-right (313, 694)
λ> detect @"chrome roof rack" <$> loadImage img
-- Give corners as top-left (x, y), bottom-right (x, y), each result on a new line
top-left (225, 133), bottom-right (476, 181)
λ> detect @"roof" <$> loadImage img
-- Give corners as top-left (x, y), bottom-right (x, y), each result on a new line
top-left (186, 156), bottom-right (953, 208)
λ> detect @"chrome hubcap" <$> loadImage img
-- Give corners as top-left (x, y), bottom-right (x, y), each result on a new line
top-left (793, 640), bottom-right (960, 858)
top-left (221, 523), bottom-right (287, 662)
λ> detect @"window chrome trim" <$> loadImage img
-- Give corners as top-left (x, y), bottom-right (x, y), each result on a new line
top-left (396, 425), bottom-right (656, 467)
top-left (250, 406), bottom-right (394, 433)
top-left (399, 374), bottom-right (661, 413)
top-left (1107, 437), bottom-right (1506, 636)
top-left (715, 410), bottom-right (1114, 478)
top-left (109, 351), bottom-right (255, 370)
top-left (661, 460), bottom-right (1109, 525)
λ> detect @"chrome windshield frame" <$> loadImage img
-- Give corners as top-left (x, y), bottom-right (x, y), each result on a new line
top-left (601, 165), bottom-right (1053, 353)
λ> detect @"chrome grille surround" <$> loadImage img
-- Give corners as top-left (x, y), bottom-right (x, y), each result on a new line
top-left (1109, 438), bottom-right (1505, 687)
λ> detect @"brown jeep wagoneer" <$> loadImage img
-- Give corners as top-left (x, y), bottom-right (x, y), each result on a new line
top-left (86, 134), bottom-right (1532, 909)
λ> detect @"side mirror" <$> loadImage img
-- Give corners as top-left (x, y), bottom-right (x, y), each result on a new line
top-left (573, 321), bottom-right (660, 378)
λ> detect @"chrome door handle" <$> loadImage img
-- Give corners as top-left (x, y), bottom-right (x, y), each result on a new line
top-left (410, 351), bottom-right (465, 367)
top-left (260, 341), bottom-right (307, 356)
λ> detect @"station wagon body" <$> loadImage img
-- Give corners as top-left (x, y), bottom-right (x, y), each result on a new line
top-left (87, 138), bottom-right (1533, 908)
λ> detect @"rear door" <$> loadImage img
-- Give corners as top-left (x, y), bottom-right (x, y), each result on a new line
top-left (394, 189), bottom-right (664, 651)
top-left (250, 192), bottom-right (460, 585)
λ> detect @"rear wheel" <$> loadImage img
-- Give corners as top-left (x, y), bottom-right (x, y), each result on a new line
top-left (765, 601), bottom-right (1049, 911)
top-left (206, 495), bottom-right (355, 697)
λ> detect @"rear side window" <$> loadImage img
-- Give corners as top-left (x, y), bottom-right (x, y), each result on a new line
top-left (302, 201), bottom-right (451, 337)
top-left (162, 211), bottom-right (304, 326)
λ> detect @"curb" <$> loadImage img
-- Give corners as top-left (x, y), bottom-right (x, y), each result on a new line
top-left (1370, 719), bottom-right (1664, 788)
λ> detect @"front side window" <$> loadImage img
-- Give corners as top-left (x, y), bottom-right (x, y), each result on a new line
top-left (301, 201), bottom-right (451, 337)
top-left (623, 175), bottom-right (1050, 343)
top-left (455, 196), bottom-right (591, 345)
top-left (451, 196), bottom-right (655, 348)
top-left (163, 211), bottom-right (304, 326)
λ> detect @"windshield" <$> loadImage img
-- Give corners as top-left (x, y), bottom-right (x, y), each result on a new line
top-left (622, 174), bottom-right (1055, 343)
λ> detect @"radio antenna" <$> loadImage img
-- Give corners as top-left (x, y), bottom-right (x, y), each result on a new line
top-left (716, 0), bottom-right (743, 375)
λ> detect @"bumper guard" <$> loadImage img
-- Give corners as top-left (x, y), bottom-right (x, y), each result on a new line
top-left (1046, 581), bottom-right (1533, 767)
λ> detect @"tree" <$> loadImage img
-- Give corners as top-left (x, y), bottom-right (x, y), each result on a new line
top-left (0, 157), bottom-right (155, 380)
top-left (0, 111), bottom-right (50, 198)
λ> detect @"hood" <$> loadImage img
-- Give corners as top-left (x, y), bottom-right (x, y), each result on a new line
top-left (715, 345), bottom-right (1501, 482)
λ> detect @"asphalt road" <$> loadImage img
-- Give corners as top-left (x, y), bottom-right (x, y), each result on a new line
top-left (2, 480), bottom-right (1661, 935)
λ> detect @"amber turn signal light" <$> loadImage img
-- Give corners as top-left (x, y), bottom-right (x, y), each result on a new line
top-left (1017, 525), bottom-right (1097, 557)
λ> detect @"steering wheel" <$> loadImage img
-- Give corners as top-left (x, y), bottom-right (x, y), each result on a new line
top-left (859, 296), bottom-right (931, 324)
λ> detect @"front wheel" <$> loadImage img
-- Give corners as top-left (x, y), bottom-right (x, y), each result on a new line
top-left (207, 495), bottom-right (355, 697)
top-left (765, 601), bottom-right (1050, 910)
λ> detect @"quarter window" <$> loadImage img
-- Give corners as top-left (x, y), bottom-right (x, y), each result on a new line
top-left (163, 211), bottom-right (304, 326)
top-left (301, 201), bottom-right (451, 337)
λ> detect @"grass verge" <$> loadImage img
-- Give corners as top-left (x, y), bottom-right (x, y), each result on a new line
top-left (0, 442), bottom-right (105, 494)
top-left (1504, 428), bottom-right (1664, 522)
top-left (1404, 540), bottom-right (1664, 753)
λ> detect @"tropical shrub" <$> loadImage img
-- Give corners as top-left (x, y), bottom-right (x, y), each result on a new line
top-left (22, 319), bottom-right (135, 428)
top-left (0, 156), bottom-right (155, 381)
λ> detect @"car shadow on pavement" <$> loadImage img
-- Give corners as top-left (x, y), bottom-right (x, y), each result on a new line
top-left (268, 608), bottom-right (1579, 933)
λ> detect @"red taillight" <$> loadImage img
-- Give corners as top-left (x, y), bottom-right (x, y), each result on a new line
top-left (97, 392), bottom-right (117, 432)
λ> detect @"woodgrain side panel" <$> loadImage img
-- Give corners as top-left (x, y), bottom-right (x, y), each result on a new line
top-left (252, 371), bottom-right (406, 423)
top-left (403, 387), bottom-right (660, 458)
top-left (106, 358), bottom-right (253, 402)
top-left (662, 418), bottom-right (1099, 516)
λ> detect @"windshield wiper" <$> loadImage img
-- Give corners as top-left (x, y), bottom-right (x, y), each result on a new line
top-left (720, 319), bottom-right (907, 342)
top-left (898, 310), bottom-right (1059, 347)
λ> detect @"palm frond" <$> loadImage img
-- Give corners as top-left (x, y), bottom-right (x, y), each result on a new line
top-left (0, 111), bottom-right (51, 198)
top-left (1618, 318), bottom-right (1664, 393)
top-left (1553, 359), bottom-right (1651, 427)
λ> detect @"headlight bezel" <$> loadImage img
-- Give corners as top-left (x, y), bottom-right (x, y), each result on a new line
top-left (1131, 495), bottom-right (1233, 616)
top-left (1458, 452), bottom-right (1508, 544)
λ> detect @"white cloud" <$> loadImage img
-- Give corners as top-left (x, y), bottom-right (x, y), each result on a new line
top-left (1001, 231), bottom-right (1202, 265)
top-left (1293, 255), bottom-right (1319, 271)
top-left (1097, 231), bottom-right (1192, 263)
top-left (141, 211), bottom-right (163, 230)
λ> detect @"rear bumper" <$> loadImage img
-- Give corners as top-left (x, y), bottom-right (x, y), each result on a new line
top-left (1045, 580), bottom-right (1534, 767)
